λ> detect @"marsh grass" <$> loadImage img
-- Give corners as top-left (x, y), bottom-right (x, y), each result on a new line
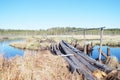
top-left (105, 56), bottom-right (119, 69)
top-left (0, 50), bottom-right (83, 80)
top-left (10, 37), bottom-right (51, 50)
top-left (10, 35), bottom-right (120, 51)
top-left (46, 35), bottom-right (120, 47)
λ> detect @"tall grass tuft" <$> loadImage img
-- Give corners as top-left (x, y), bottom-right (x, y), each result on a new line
top-left (0, 50), bottom-right (83, 80)
top-left (105, 56), bottom-right (119, 69)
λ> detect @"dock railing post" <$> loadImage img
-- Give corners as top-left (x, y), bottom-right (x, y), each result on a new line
top-left (107, 48), bottom-right (110, 56)
top-left (83, 29), bottom-right (87, 54)
top-left (99, 27), bottom-right (105, 62)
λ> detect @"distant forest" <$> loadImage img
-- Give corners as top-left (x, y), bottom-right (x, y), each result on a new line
top-left (0, 27), bottom-right (120, 35)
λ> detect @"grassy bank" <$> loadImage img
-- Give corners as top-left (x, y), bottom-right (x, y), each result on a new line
top-left (46, 35), bottom-right (120, 47)
top-left (10, 37), bottom-right (52, 50)
top-left (10, 35), bottom-right (120, 51)
top-left (0, 50), bottom-right (83, 80)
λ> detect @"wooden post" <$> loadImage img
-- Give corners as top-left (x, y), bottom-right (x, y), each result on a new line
top-left (84, 45), bottom-right (86, 54)
top-left (84, 29), bottom-right (86, 54)
top-left (87, 44), bottom-right (91, 56)
top-left (91, 42), bottom-right (93, 47)
top-left (99, 27), bottom-right (105, 62)
top-left (107, 48), bottom-right (110, 56)
top-left (98, 48), bottom-right (107, 59)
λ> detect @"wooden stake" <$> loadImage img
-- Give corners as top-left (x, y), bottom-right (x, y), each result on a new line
top-left (91, 42), bottom-right (93, 47)
top-left (107, 48), bottom-right (110, 56)
top-left (98, 48), bottom-right (107, 59)
top-left (99, 27), bottom-right (105, 62)
top-left (84, 29), bottom-right (86, 54)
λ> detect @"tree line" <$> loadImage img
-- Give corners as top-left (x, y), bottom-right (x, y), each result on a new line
top-left (0, 27), bottom-right (120, 35)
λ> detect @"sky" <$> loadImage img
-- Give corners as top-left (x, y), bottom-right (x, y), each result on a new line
top-left (0, 0), bottom-right (120, 30)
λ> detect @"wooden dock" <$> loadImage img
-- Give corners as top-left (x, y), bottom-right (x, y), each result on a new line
top-left (50, 40), bottom-right (120, 80)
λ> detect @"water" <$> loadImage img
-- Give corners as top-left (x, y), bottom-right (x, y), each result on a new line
top-left (1, 40), bottom-right (120, 61)
top-left (92, 46), bottom-right (120, 61)
top-left (0, 40), bottom-right (24, 59)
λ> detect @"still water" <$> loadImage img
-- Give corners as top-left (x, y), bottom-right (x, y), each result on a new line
top-left (0, 40), bottom-right (120, 61)
top-left (92, 46), bottom-right (120, 61)
top-left (0, 40), bottom-right (24, 59)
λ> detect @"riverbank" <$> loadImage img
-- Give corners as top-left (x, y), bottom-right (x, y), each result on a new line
top-left (10, 35), bottom-right (120, 51)
top-left (10, 37), bottom-right (52, 51)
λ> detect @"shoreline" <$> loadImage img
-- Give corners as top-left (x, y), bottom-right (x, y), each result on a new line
top-left (9, 35), bottom-right (120, 50)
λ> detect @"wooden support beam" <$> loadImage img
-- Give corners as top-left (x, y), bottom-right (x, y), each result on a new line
top-left (107, 48), bottom-right (110, 56)
top-left (84, 44), bottom-right (87, 54)
top-left (99, 27), bottom-right (105, 62)
top-left (98, 48), bottom-right (107, 59)
top-left (51, 40), bottom-right (114, 79)
top-left (83, 29), bottom-right (87, 54)
top-left (59, 54), bottom-right (74, 57)
top-left (62, 40), bottom-right (111, 73)
top-left (101, 52), bottom-right (107, 59)
top-left (59, 42), bottom-right (98, 80)
top-left (91, 42), bottom-right (93, 47)
top-left (61, 41), bottom-right (98, 72)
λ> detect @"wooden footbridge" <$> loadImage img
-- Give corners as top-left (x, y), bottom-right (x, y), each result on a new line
top-left (50, 40), bottom-right (119, 80)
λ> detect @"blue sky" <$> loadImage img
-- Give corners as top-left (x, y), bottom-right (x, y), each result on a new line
top-left (0, 0), bottom-right (120, 30)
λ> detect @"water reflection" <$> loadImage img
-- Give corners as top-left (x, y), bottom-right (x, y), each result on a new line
top-left (0, 40), bottom-right (24, 59)
top-left (92, 46), bottom-right (120, 61)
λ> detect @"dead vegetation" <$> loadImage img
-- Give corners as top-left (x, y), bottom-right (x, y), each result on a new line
top-left (105, 56), bottom-right (119, 69)
top-left (0, 50), bottom-right (83, 80)
top-left (10, 37), bottom-right (54, 51)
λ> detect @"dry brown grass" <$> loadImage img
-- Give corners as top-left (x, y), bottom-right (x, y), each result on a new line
top-left (10, 35), bottom-right (120, 51)
top-left (105, 56), bottom-right (119, 69)
top-left (10, 42), bottom-right (27, 49)
top-left (42, 35), bottom-right (120, 46)
top-left (0, 50), bottom-right (83, 80)
top-left (10, 37), bottom-right (51, 50)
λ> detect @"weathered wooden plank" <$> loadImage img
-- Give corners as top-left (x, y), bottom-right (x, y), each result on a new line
top-left (62, 40), bottom-right (111, 73)
top-left (107, 48), bottom-right (110, 56)
top-left (52, 46), bottom-right (78, 73)
top-left (60, 41), bottom-right (98, 72)
top-left (59, 54), bottom-right (74, 57)
top-left (59, 42), bottom-right (98, 80)
top-left (50, 43), bottom-right (55, 55)
top-left (98, 48), bottom-right (107, 59)
top-left (51, 40), bottom-right (114, 79)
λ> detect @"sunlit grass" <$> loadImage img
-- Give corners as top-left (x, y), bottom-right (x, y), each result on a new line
top-left (0, 50), bottom-right (83, 80)
top-left (10, 35), bottom-right (120, 51)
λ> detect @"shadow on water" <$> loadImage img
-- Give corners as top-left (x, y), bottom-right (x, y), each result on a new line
top-left (91, 46), bottom-right (120, 62)
top-left (0, 40), bottom-right (24, 59)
